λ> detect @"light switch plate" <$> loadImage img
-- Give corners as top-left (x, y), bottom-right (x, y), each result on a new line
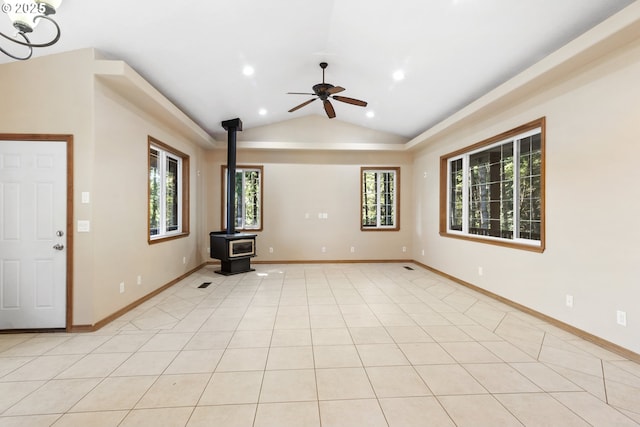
top-left (77, 220), bottom-right (90, 232)
top-left (617, 310), bottom-right (627, 326)
top-left (566, 295), bottom-right (574, 308)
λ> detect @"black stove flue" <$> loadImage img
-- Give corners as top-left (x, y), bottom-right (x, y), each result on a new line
top-left (222, 118), bottom-right (241, 235)
top-left (210, 118), bottom-right (256, 275)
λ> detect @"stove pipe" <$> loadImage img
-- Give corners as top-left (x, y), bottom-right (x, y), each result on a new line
top-left (221, 118), bottom-right (242, 235)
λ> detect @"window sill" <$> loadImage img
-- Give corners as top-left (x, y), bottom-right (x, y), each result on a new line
top-left (361, 227), bottom-right (400, 232)
top-left (148, 232), bottom-right (190, 245)
top-left (440, 231), bottom-right (544, 253)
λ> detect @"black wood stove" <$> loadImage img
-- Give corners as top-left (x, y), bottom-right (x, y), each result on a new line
top-left (210, 118), bottom-right (256, 275)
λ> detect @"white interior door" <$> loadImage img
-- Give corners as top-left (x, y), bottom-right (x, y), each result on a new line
top-left (0, 140), bottom-right (67, 329)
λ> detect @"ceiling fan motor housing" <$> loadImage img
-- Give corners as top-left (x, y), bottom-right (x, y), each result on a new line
top-left (313, 83), bottom-right (335, 100)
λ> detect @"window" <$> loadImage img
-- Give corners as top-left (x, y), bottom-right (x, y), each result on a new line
top-left (361, 167), bottom-right (400, 231)
top-left (440, 118), bottom-right (545, 251)
top-left (148, 137), bottom-right (189, 242)
top-left (222, 165), bottom-right (263, 231)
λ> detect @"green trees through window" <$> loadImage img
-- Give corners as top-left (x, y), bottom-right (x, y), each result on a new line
top-left (148, 137), bottom-right (190, 242)
top-left (440, 118), bottom-right (545, 251)
top-left (223, 166), bottom-right (263, 231)
top-left (361, 167), bottom-right (400, 231)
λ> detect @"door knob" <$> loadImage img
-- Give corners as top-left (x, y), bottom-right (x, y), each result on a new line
top-left (53, 244), bottom-right (64, 251)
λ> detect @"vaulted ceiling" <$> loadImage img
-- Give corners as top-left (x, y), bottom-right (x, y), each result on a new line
top-left (0, 0), bottom-right (634, 141)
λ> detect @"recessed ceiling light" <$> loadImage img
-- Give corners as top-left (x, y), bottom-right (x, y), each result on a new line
top-left (258, 108), bottom-right (267, 116)
top-left (392, 70), bottom-right (405, 81)
top-left (242, 65), bottom-right (255, 76)
top-left (366, 111), bottom-right (375, 118)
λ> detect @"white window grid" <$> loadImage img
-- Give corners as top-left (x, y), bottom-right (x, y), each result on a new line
top-left (446, 127), bottom-right (541, 246)
top-left (363, 169), bottom-right (397, 228)
top-left (150, 145), bottom-right (182, 239)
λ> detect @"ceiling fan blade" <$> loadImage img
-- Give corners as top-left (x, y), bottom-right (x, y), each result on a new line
top-left (327, 86), bottom-right (345, 95)
top-left (332, 95), bottom-right (368, 107)
top-left (323, 100), bottom-right (336, 119)
top-left (288, 98), bottom-right (317, 112)
top-left (287, 92), bottom-right (315, 95)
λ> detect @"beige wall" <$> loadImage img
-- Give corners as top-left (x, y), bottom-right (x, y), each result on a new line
top-left (411, 37), bottom-right (640, 353)
top-left (205, 148), bottom-right (414, 262)
top-left (229, 115), bottom-right (409, 145)
top-left (91, 81), bottom-right (208, 322)
top-left (0, 49), bottom-right (209, 326)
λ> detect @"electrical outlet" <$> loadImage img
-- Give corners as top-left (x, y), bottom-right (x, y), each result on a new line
top-left (350, 246), bottom-right (355, 253)
top-left (421, 249), bottom-right (425, 256)
top-left (182, 256), bottom-right (186, 264)
top-left (321, 246), bottom-right (326, 253)
top-left (402, 246), bottom-right (407, 253)
top-left (119, 282), bottom-right (125, 293)
top-left (617, 310), bottom-right (627, 326)
top-left (478, 267), bottom-right (483, 276)
top-left (269, 247), bottom-right (274, 253)
top-left (565, 295), bottom-right (573, 308)
top-left (137, 275), bottom-right (142, 285)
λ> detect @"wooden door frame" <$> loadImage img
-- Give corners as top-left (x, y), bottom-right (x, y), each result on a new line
top-left (0, 133), bottom-right (74, 331)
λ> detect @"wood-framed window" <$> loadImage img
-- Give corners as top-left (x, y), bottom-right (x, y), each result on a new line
top-left (221, 165), bottom-right (263, 231)
top-left (361, 167), bottom-right (400, 231)
top-left (440, 118), bottom-right (545, 252)
top-left (148, 136), bottom-right (190, 243)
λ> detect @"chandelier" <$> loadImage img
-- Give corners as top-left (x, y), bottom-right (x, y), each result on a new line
top-left (0, 0), bottom-right (62, 60)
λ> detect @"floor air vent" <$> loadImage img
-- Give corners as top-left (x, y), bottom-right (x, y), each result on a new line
top-left (403, 266), bottom-right (414, 271)
top-left (198, 282), bottom-right (212, 289)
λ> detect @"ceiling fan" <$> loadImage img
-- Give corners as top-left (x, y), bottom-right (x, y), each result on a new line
top-left (287, 62), bottom-right (368, 119)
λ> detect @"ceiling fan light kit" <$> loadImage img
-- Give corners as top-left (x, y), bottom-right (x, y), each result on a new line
top-left (288, 62), bottom-right (368, 119)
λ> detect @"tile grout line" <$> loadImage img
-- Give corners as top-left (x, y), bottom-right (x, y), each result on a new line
top-left (345, 270), bottom-right (392, 427)
top-left (305, 268), bottom-right (323, 427)
top-left (187, 278), bottom-right (230, 427)
top-left (248, 273), bottom-right (271, 427)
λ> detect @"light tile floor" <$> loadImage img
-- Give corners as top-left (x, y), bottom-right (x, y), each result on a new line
top-left (1, 263), bottom-right (639, 426)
